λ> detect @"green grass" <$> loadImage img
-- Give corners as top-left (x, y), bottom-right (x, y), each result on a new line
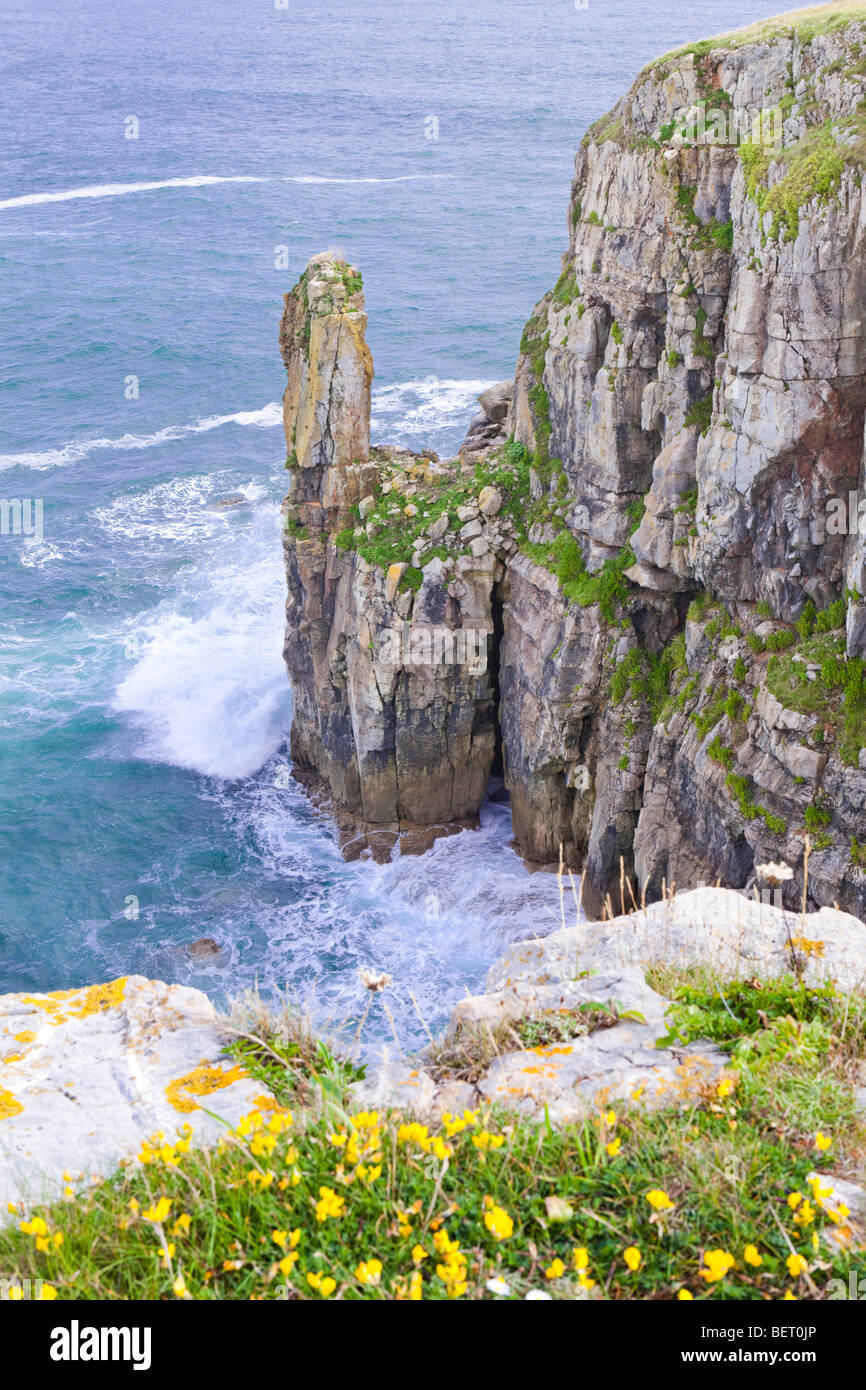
top-left (1, 971), bottom-right (862, 1302)
top-left (739, 117), bottom-right (859, 244)
top-left (610, 636), bottom-right (686, 720)
top-left (761, 600), bottom-right (866, 765)
top-left (655, 974), bottom-right (847, 1050)
top-left (684, 394), bottom-right (713, 434)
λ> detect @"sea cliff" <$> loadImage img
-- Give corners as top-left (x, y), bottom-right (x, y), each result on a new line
top-left (280, 5), bottom-right (866, 918)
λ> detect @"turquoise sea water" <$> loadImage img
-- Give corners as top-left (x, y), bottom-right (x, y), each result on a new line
top-left (0, 0), bottom-right (789, 1044)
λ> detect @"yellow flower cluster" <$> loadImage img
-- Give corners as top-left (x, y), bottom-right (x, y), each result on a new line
top-left (433, 1228), bottom-right (467, 1298)
top-left (355, 1258), bottom-right (383, 1286)
top-left (482, 1195), bottom-right (513, 1241)
top-left (645, 1188), bottom-right (675, 1212)
top-left (471, 1129), bottom-right (505, 1153)
top-left (315, 1186), bottom-right (346, 1222)
top-left (306, 1271), bottom-right (336, 1297)
top-left (442, 1108), bottom-right (479, 1138)
top-left (330, 1110), bottom-right (384, 1183)
top-left (138, 1125), bottom-right (193, 1167)
top-left (397, 1121), bottom-right (452, 1162)
top-left (700, 1249), bottom-right (736, 1283)
top-left (19, 1214), bottom-right (64, 1254)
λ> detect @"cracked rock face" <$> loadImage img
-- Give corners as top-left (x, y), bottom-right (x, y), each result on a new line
top-left (281, 255), bottom-right (502, 860)
top-left (280, 252), bottom-right (376, 534)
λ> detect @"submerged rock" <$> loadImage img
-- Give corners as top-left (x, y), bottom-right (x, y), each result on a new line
top-left (185, 937), bottom-right (222, 959)
top-left (206, 494), bottom-right (248, 512)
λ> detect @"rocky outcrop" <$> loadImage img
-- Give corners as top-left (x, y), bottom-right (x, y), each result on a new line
top-left (280, 251), bottom-right (375, 534)
top-left (350, 885), bottom-right (866, 1124)
top-left (281, 256), bottom-right (508, 859)
top-left (281, 10), bottom-right (866, 916)
top-left (0, 977), bottom-right (268, 1218)
top-left (459, 380), bottom-right (512, 457)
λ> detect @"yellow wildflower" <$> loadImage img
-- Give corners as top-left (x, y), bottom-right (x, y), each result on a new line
top-left (744, 1244), bottom-right (762, 1267)
top-left (700, 1249), bottom-right (735, 1283)
top-left (355, 1258), bottom-right (383, 1286)
top-left (545, 1258), bottom-right (565, 1279)
top-left (20, 1216), bottom-right (48, 1238)
top-left (472, 1130), bottom-right (505, 1152)
top-left (786, 1253), bottom-right (808, 1278)
top-left (606, 1137), bottom-right (622, 1157)
top-left (483, 1202), bottom-right (514, 1241)
top-left (623, 1246), bottom-right (641, 1272)
top-left (645, 1189), bottom-right (674, 1211)
top-left (142, 1197), bottom-right (172, 1224)
top-left (815, 1131), bottom-right (832, 1152)
top-left (315, 1186), bottom-right (346, 1222)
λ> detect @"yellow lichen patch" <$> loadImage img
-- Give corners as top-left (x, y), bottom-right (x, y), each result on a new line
top-left (64, 978), bottom-right (128, 1019)
top-left (21, 994), bottom-right (69, 1016)
top-left (0, 1086), bottom-right (24, 1121)
top-left (790, 936), bottom-right (825, 958)
top-left (165, 1063), bottom-right (248, 1114)
top-left (530, 1045), bottom-right (574, 1058)
top-left (14, 1031), bottom-right (36, 1044)
top-left (2, 1053), bottom-right (25, 1065)
top-left (254, 1094), bottom-right (280, 1112)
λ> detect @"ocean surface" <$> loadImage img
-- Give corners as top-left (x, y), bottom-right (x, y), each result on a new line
top-left (0, 0), bottom-right (790, 1048)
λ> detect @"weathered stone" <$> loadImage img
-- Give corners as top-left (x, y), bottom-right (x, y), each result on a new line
top-left (0, 977), bottom-right (269, 1219)
top-left (488, 887), bottom-right (866, 994)
top-left (280, 251), bottom-right (374, 534)
top-left (478, 486), bottom-right (502, 517)
top-left (478, 381), bottom-right (513, 423)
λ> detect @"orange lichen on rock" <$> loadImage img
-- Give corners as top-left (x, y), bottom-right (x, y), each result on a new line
top-left (165, 1062), bottom-right (249, 1114)
top-left (18, 978), bottom-right (128, 1026)
top-left (0, 1086), bottom-right (24, 1121)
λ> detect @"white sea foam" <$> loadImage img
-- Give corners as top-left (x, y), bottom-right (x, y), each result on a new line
top-left (0, 172), bottom-right (450, 212)
top-left (2, 375), bottom-right (493, 475)
top-left (95, 473), bottom-right (267, 544)
top-left (113, 506), bottom-right (291, 780)
top-left (232, 785), bottom-right (576, 1044)
top-left (0, 402), bottom-right (283, 472)
top-left (371, 375), bottom-right (497, 444)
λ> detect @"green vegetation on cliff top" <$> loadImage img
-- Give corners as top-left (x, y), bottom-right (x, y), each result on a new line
top-left (0, 974), bottom-right (863, 1301)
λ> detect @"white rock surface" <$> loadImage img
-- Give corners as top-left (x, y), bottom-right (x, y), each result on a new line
top-left (352, 887), bottom-right (866, 1123)
top-left (0, 976), bottom-right (268, 1221)
top-left (487, 886), bottom-right (866, 994)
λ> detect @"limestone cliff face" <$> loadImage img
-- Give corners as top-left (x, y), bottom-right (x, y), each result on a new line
top-left (281, 254), bottom-right (501, 860)
top-left (504, 6), bottom-right (866, 916)
top-left (282, 9), bottom-right (866, 916)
